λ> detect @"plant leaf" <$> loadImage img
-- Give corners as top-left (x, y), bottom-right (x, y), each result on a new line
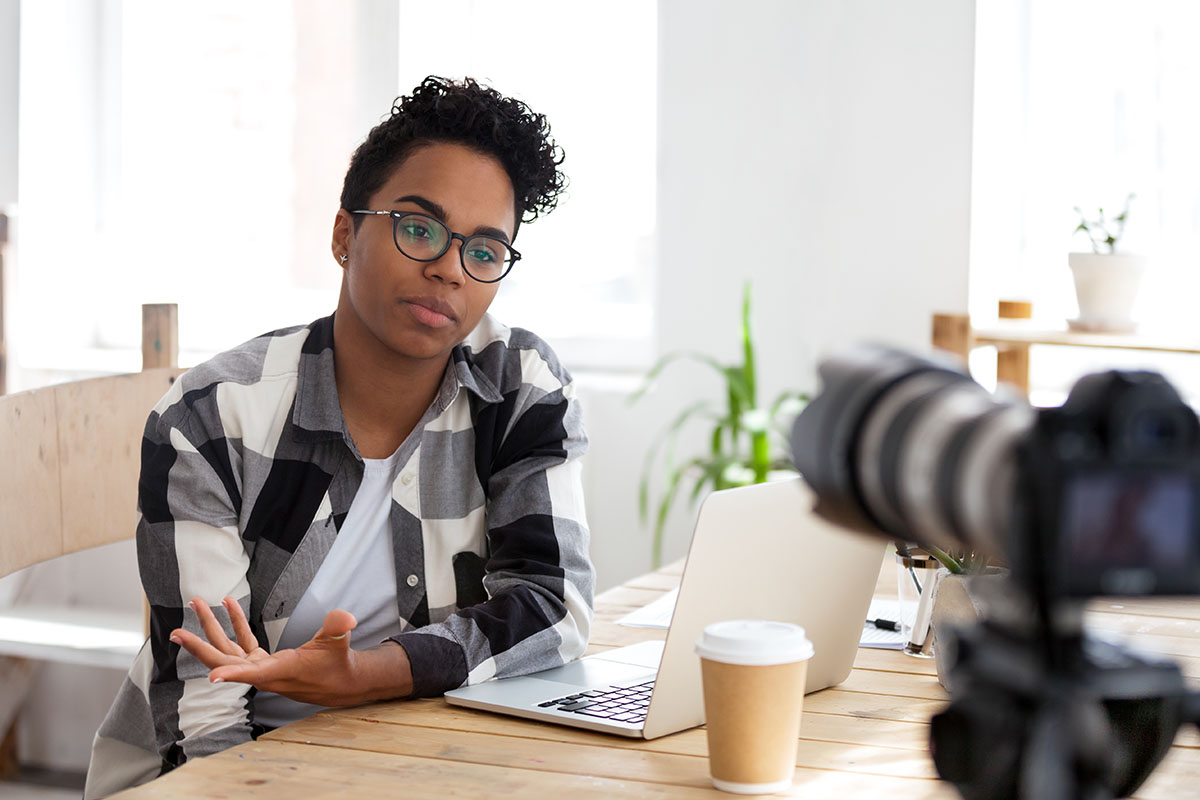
top-left (750, 429), bottom-right (770, 482)
top-left (637, 400), bottom-right (711, 524)
top-left (926, 544), bottom-right (965, 574)
top-left (769, 389), bottom-right (809, 417)
top-left (653, 460), bottom-right (697, 568)
top-left (726, 375), bottom-right (742, 442)
top-left (628, 350), bottom-right (734, 405)
top-left (721, 367), bottom-right (752, 408)
top-left (638, 476), bottom-right (649, 523)
top-left (691, 455), bottom-right (734, 501)
top-left (741, 281), bottom-right (758, 409)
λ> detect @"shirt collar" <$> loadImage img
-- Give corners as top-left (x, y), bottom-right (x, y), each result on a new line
top-left (449, 346), bottom-right (505, 404)
top-left (291, 314), bottom-right (504, 443)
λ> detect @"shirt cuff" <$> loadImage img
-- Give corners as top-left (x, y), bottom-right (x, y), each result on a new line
top-left (390, 630), bottom-right (468, 698)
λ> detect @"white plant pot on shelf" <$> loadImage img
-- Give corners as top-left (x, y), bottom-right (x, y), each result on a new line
top-left (1067, 252), bottom-right (1147, 333)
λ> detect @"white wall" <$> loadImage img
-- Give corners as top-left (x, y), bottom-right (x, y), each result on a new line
top-left (0, 0), bottom-right (16, 207)
top-left (656, 0), bottom-right (973, 361)
top-left (12, 0), bottom-right (977, 773)
top-left (0, 0), bottom-right (16, 396)
top-left (583, 0), bottom-right (976, 593)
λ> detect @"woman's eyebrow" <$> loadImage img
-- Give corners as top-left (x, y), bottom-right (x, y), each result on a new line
top-left (394, 194), bottom-right (512, 244)
top-left (473, 225), bottom-right (511, 243)
top-left (394, 194), bottom-right (446, 219)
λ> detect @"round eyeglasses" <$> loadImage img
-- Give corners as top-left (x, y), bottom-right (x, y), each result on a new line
top-left (350, 210), bottom-right (521, 283)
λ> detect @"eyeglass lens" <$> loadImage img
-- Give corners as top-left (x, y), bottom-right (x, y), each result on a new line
top-left (393, 212), bottom-right (513, 282)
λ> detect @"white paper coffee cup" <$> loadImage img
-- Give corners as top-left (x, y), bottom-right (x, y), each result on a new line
top-left (695, 620), bottom-right (814, 795)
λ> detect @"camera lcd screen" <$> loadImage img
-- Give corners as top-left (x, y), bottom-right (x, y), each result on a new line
top-left (1061, 470), bottom-right (1198, 594)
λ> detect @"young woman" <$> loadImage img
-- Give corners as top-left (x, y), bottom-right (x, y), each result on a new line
top-left (86, 77), bottom-right (593, 798)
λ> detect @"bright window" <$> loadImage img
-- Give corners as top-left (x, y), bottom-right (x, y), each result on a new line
top-left (394, 0), bottom-right (656, 367)
top-left (971, 0), bottom-right (1200, 405)
top-left (10, 1), bottom-right (655, 391)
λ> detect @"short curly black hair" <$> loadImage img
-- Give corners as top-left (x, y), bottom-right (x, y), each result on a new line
top-left (339, 76), bottom-right (566, 239)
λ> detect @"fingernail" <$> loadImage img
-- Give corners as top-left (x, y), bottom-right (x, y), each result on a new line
top-left (187, 600), bottom-right (196, 611)
top-left (212, 677), bottom-right (224, 684)
top-left (169, 634), bottom-right (181, 645)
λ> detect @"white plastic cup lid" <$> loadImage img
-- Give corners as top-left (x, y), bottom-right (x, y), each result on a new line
top-left (694, 619), bottom-right (814, 666)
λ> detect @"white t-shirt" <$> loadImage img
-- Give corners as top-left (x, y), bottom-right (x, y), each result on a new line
top-left (253, 448), bottom-right (406, 727)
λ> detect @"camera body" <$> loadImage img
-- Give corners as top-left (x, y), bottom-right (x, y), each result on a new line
top-left (1014, 370), bottom-right (1200, 599)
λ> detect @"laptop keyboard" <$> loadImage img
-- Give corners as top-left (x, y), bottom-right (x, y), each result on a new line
top-left (535, 679), bottom-right (656, 724)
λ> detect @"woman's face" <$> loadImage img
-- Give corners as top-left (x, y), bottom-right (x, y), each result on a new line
top-left (333, 141), bottom-right (516, 365)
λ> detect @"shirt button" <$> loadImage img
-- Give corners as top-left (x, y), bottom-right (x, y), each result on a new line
top-left (406, 574), bottom-right (419, 588)
top-left (401, 473), bottom-right (414, 486)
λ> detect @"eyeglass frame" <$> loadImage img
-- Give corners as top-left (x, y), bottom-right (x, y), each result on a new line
top-left (349, 209), bottom-right (522, 284)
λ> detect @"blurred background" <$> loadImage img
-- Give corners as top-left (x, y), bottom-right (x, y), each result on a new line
top-left (1, 0), bottom-right (1198, 783)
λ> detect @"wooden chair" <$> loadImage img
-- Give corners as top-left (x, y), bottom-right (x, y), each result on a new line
top-left (0, 304), bottom-right (184, 776)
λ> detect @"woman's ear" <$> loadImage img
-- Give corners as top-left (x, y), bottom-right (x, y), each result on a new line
top-left (331, 209), bottom-right (354, 268)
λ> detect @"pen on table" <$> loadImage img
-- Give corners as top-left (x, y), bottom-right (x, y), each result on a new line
top-left (868, 618), bottom-right (901, 631)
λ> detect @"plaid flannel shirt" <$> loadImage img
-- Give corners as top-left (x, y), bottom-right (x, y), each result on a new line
top-left (86, 313), bottom-right (593, 797)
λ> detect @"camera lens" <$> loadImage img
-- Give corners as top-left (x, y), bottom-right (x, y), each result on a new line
top-left (901, 386), bottom-right (1017, 555)
top-left (791, 344), bottom-right (963, 537)
top-left (792, 343), bottom-right (1032, 556)
top-left (857, 370), bottom-right (965, 538)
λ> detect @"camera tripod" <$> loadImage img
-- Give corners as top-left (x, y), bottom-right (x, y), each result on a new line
top-left (930, 603), bottom-right (1200, 800)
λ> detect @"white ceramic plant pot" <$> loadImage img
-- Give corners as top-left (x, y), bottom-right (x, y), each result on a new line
top-left (930, 567), bottom-right (1009, 692)
top-left (1067, 252), bottom-right (1147, 333)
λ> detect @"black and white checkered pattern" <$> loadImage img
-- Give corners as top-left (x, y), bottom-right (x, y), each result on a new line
top-left (86, 313), bottom-right (593, 797)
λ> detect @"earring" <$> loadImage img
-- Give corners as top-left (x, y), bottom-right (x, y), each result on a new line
top-left (339, 254), bottom-right (348, 264)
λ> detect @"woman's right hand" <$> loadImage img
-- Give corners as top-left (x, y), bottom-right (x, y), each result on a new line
top-left (170, 596), bottom-right (409, 706)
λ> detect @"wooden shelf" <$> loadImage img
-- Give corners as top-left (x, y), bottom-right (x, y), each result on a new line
top-left (932, 305), bottom-right (1200, 396)
top-left (972, 320), bottom-right (1200, 355)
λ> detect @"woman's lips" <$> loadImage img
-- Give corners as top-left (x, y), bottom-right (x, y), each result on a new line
top-left (404, 298), bottom-right (456, 328)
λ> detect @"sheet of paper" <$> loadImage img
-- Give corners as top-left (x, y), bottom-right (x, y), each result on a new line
top-left (615, 589), bottom-right (911, 649)
top-left (616, 587), bottom-right (678, 629)
top-left (860, 597), bottom-right (907, 649)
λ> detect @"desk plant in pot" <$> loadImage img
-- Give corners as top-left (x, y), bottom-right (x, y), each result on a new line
top-left (631, 283), bottom-right (806, 567)
top-left (914, 544), bottom-right (1007, 689)
top-left (1068, 193), bottom-right (1146, 333)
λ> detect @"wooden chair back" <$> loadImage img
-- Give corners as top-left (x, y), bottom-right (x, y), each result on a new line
top-left (0, 304), bottom-right (185, 579)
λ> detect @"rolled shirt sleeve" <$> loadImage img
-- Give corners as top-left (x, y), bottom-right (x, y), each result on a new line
top-left (393, 364), bottom-right (594, 697)
top-left (138, 390), bottom-right (258, 767)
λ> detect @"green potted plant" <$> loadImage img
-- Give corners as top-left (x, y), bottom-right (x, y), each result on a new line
top-left (630, 283), bottom-right (806, 567)
top-left (918, 544), bottom-right (984, 576)
top-left (1068, 192), bottom-right (1146, 333)
top-left (900, 543), bottom-right (1007, 687)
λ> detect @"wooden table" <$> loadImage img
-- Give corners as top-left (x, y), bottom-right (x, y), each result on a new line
top-left (115, 560), bottom-right (1200, 798)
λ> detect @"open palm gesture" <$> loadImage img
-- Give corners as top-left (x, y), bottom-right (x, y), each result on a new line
top-left (170, 596), bottom-right (369, 706)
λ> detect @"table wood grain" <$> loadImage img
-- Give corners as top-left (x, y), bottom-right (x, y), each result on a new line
top-left (113, 560), bottom-right (1200, 799)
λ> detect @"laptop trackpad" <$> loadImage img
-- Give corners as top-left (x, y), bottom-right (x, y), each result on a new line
top-left (588, 639), bottom-right (665, 669)
top-left (530, 648), bottom-right (659, 688)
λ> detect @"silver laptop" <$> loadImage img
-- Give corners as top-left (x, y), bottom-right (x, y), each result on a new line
top-left (444, 477), bottom-right (885, 739)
